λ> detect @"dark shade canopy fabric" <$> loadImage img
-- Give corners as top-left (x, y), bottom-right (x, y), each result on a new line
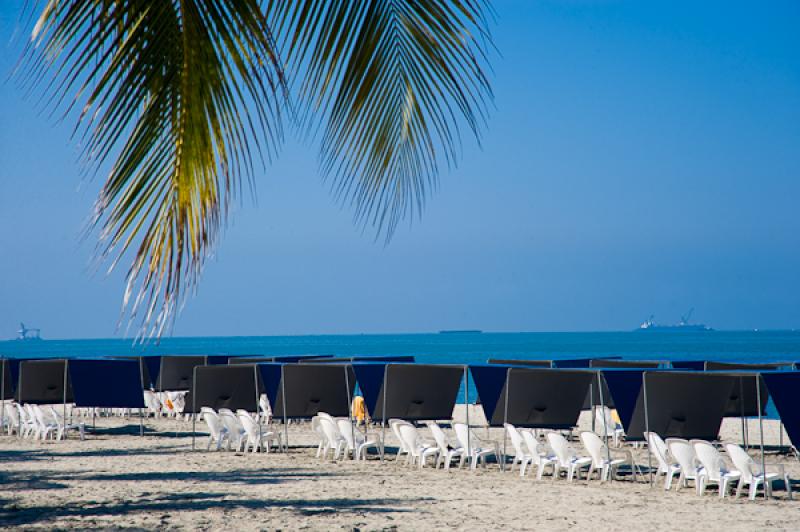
top-left (487, 359), bottom-right (552, 368)
top-left (589, 359), bottom-right (663, 369)
top-left (112, 356), bottom-right (155, 390)
top-left (500, 368), bottom-right (594, 429)
top-left (625, 372), bottom-right (736, 441)
top-left (16, 359), bottom-right (74, 404)
top-left (369, 364), bottom-right (463, 421)
top-left (157, 356), bottom-right (207, 391)
top-left (69, 359), bottom-right (145, 408)
top-left (259, 364), bottom-right (355, 418)
top-left (189, 365), bottom-right (258, 413)
top-left (552, 359), bottom-right (592, 368)
top-left (302, 355), bottom-right (416, 364)
top-left (229, 356), bottom-right (275, 365)
top-left (762, 372), bottom-right (800, 448)
top-left (207, 356), bottom-right (230, 366)
top-left (720, 374), bottom-right (768, 417)
top-left (469, 365), bottom-right (510, 422)
top-left (671, 361), bottom-right (706, 371)
top-left (601, 369), bottom-right (645, 432)
top-left (1, 360), bottom-right (13, 400)
top-left (351, 363), bottom-right (388, 415)
top-left (705, 361), bottom-right (792, 371)
top-left (143, 357), bottom-right (161, 388)
top-left (273, 355), bottom-right (332, 363)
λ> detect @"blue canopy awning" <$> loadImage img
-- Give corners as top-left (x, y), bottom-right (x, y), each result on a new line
top-left (671, 361), bottom-right (706, 371)
top-left (257, 363), bottom-right (283, 408)
top-left (69, 359), bottom-right (145, 408)
top-left (601, 369), bottom-right (645, 432)
top-left (351, 363), bottom-right (388, 415)
top-left (762, 372), bottom-right (800, 449)
top-left (469, 365), bottom-right (509, 423)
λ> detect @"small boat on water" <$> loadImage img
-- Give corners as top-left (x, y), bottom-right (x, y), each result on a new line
top-left (16, 322), bottom-right (42, 340)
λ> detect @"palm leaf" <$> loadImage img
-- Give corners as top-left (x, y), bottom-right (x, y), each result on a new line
top-left (18, 1), bottom-right (284, 338)
top-left (266, 0), bottom-right (494, 236)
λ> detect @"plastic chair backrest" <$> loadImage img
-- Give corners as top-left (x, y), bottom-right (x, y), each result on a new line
top-left (218, 410), bottom-right (243, 436)
top-left (725, 444), bottom-right (756, 483)
top-left (337, 418), bottom-right (358, 448)
top-left (546, 432), bottom-right (573, 466)
top-left (693, 440), bottom-right (725, 481)
top-left (426, 422), bottom-right (450, 453)
top-left (521, 430), bottom-right (544, 466)
top-left (318, 415), bottom-right (343, 447)
top-left (398, 423), bottom-right (421, 454)
top-left (667, 438), bottom-right (698, 476)
top-left (505, 424), bottom-right (526, 457)
top-left (453, 423), bottom-right (471, 450)
top-left (645, 431), bottom-right (670, 471)
top-left (580, 431), bottom-right (606, 466)
top-left (201, 408), bottom-right (224, 438)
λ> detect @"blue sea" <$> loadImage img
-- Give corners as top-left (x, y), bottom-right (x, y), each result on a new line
top-left (2, 330), bottom-right (799, 364)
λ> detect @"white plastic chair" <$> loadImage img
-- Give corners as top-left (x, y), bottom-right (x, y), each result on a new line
top-left (726, 443), bottom-right (793, 501)
top-left (580, 431), bottom-right (628, 482)
top-left (454, 423), bottom-right (500, 470)
top-left (644, 431), bottom-right (681, 490)
top-left (666, 438), bottom-right (703, 491)
top-left (547, 432), bottom-right (592, 482)
top-left (317, 413), bottom-right (347, 459)
top-left (32, 405), bottom-right (57, 440)
top-left (258, 394), bottom-right (272, 423)
top-left (48, 406), bottom-right (85, 441)
top-left (218, 408), bottom-right (246, 451)
top-left (594, 406), bottom-right (625, 447)
top-left (337, 418), bottom-right (382, 460)
top-left (426, 421), bottom-right (466, 470)
top-left (143, 391), bottom-right (162, 417)
top-left (237, 410), bottom-right (281, 453)
top-left (397, 422), bottom-right (439, 469)
top-left (311, 416), bottom-right (326, 457)
top-left (389, 419), bottom-right (413, 462)
top-left (5, 403), bottom-right (20, 436)
top-left (505, 424), bottom-right (534, 475)
top-left (692, 440), bottom-right (740, 498)
top-left (17, 404), bottom-right (35, 438)
top-left (520, 430), bottom-right (557, 480)
top-left (201, 407), bottom-right (228, 450)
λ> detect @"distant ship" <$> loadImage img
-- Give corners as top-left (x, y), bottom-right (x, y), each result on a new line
top-left (438, 329), bottom-right (483, 334)
top-left (16, 322), bottom-right (42, 341)
top-left (636, 309), bottom-right (712, 332)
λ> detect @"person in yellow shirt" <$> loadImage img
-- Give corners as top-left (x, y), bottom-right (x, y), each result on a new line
top-left (352, 395), bottom-right (367, 426)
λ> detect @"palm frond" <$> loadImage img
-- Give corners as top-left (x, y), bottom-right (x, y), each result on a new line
top-left (267, 0), bottom-right (494, 236)
top-left (18, 1), bottom-right (285, 338)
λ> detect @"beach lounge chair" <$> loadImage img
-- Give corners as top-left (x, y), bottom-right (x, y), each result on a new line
top-left (389, 419), bottom-right (413, 462)
top-left (547, 432), bottom-right (592, 482)
top-left (454, 422), bottom-right (500, 470)
top-left (594, 406), bottom-right (625, 447)
top-left (692, 440), bottom-right (740, 498)
top-left (48, 406), bottom-right (85, 441)
top-left (143, 391), bottom-right (162, 417)
top-left (644, 431), bottom-right (681, 490)
top-left (397, 422), bottom-right (439, 468)
top-left (218, 408), bottom-right (247, 451)
top-left (4, 402), bottom-right (20, 436)
top-left (311, 416), bottom-right (326, 457)
top-left (426, 421), bottom-right (466, 470)
top-left (505, 424), bottom-right (535, 475)
top-left (32, 405), bottom-right (57, 440)
top-left (666, 438), bottom-right (703, 491)
top-left (336, 418), bottom-right (382, 460)
top-left (258, 394), bottom-right (272, 423)
top-left (580, 431), bottom-right (628, 482)
top-left (726, 443), bottom-right (793, 501)
top-left (238, 410), bottom-right (280, 453)
top-left (317, 413), bottom-right (347, 459)
top-left (201, 407), bottom-right (229, 450)
top-left (520, 430), bottom-right (557, 479)
top-left (17, 404), bottom-right (35, 438)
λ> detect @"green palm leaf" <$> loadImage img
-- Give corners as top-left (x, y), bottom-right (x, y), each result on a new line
top-left (17, 0), bottom-right (493, 338)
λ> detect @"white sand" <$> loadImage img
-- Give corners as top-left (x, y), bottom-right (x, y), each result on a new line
top-left (1, 407), bottom-right (798, 530)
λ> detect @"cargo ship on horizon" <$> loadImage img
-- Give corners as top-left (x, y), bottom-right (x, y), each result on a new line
top-left (636, 309), bottom-right (713, 332)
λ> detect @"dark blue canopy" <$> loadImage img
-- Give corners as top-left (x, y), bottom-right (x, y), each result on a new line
top-left (469, 365), bottom-right (509, 423)
top-left (69, 359), bottom-right (145, 408)
top-left (207, 356), bottom-right (230, 365)
top-left (351, 363), bottom-right (388, 415)
top-left (671, 361), bottom-right (706, 371)
top-left (762, 372), bottom-right (800, 448)
top-left (257, 363), bottom-right (283, 407)
top-left (143, 356), bottom-right (162, 388)
top-left (601, 369), bottom-right (645, 431)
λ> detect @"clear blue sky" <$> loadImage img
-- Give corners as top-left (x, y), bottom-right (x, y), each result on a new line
top-left (1, 1), bottom-right (798, 339)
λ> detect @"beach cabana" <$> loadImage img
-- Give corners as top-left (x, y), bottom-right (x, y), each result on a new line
top-left (16, 359), bottom-right (73, 404)
top-left (157, 356), bottom-right (208, 391)
top-left (258, 363), bottom-right (356, 447)
top-left (68, 359), bottom-right (145, 410)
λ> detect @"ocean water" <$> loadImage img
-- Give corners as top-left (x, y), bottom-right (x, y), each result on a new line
top-left (2, 330), bottom-right (799, 364)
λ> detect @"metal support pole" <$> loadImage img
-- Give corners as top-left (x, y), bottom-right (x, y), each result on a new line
top-left (643, 371), bottom-right (652, 487)
top-left (598, 371), bottom-right (612, 481)
top-left (255, 366), bottom-right (262, 453)
top-left (192, 367), bottom-right (197, 450)
top-left (590, 377), bottom-right (596, 432)
top-left (281, 366), bottom-right (289, 452)
top-left (464, 367), bottom-right (471, 465)
top-left (344, 366), bottom-right (355, 460)
top-left (380, 366), bottom-right (388, 462)
top-left (1, 358), bottom-right (5, 437)
top-left (756, 375), bottom-right (767, 500)
top-left (501, 368), bottom-right (511, 472)
top-left (739, 378), bottom-right (747, 449)
top-left (139, 408), bottom-right (144, 437)
top-left (63, 360), bottom-right (69, 441)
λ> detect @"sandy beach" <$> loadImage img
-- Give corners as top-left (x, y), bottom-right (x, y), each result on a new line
top-left (1, 407), bottom-right (797, 531)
